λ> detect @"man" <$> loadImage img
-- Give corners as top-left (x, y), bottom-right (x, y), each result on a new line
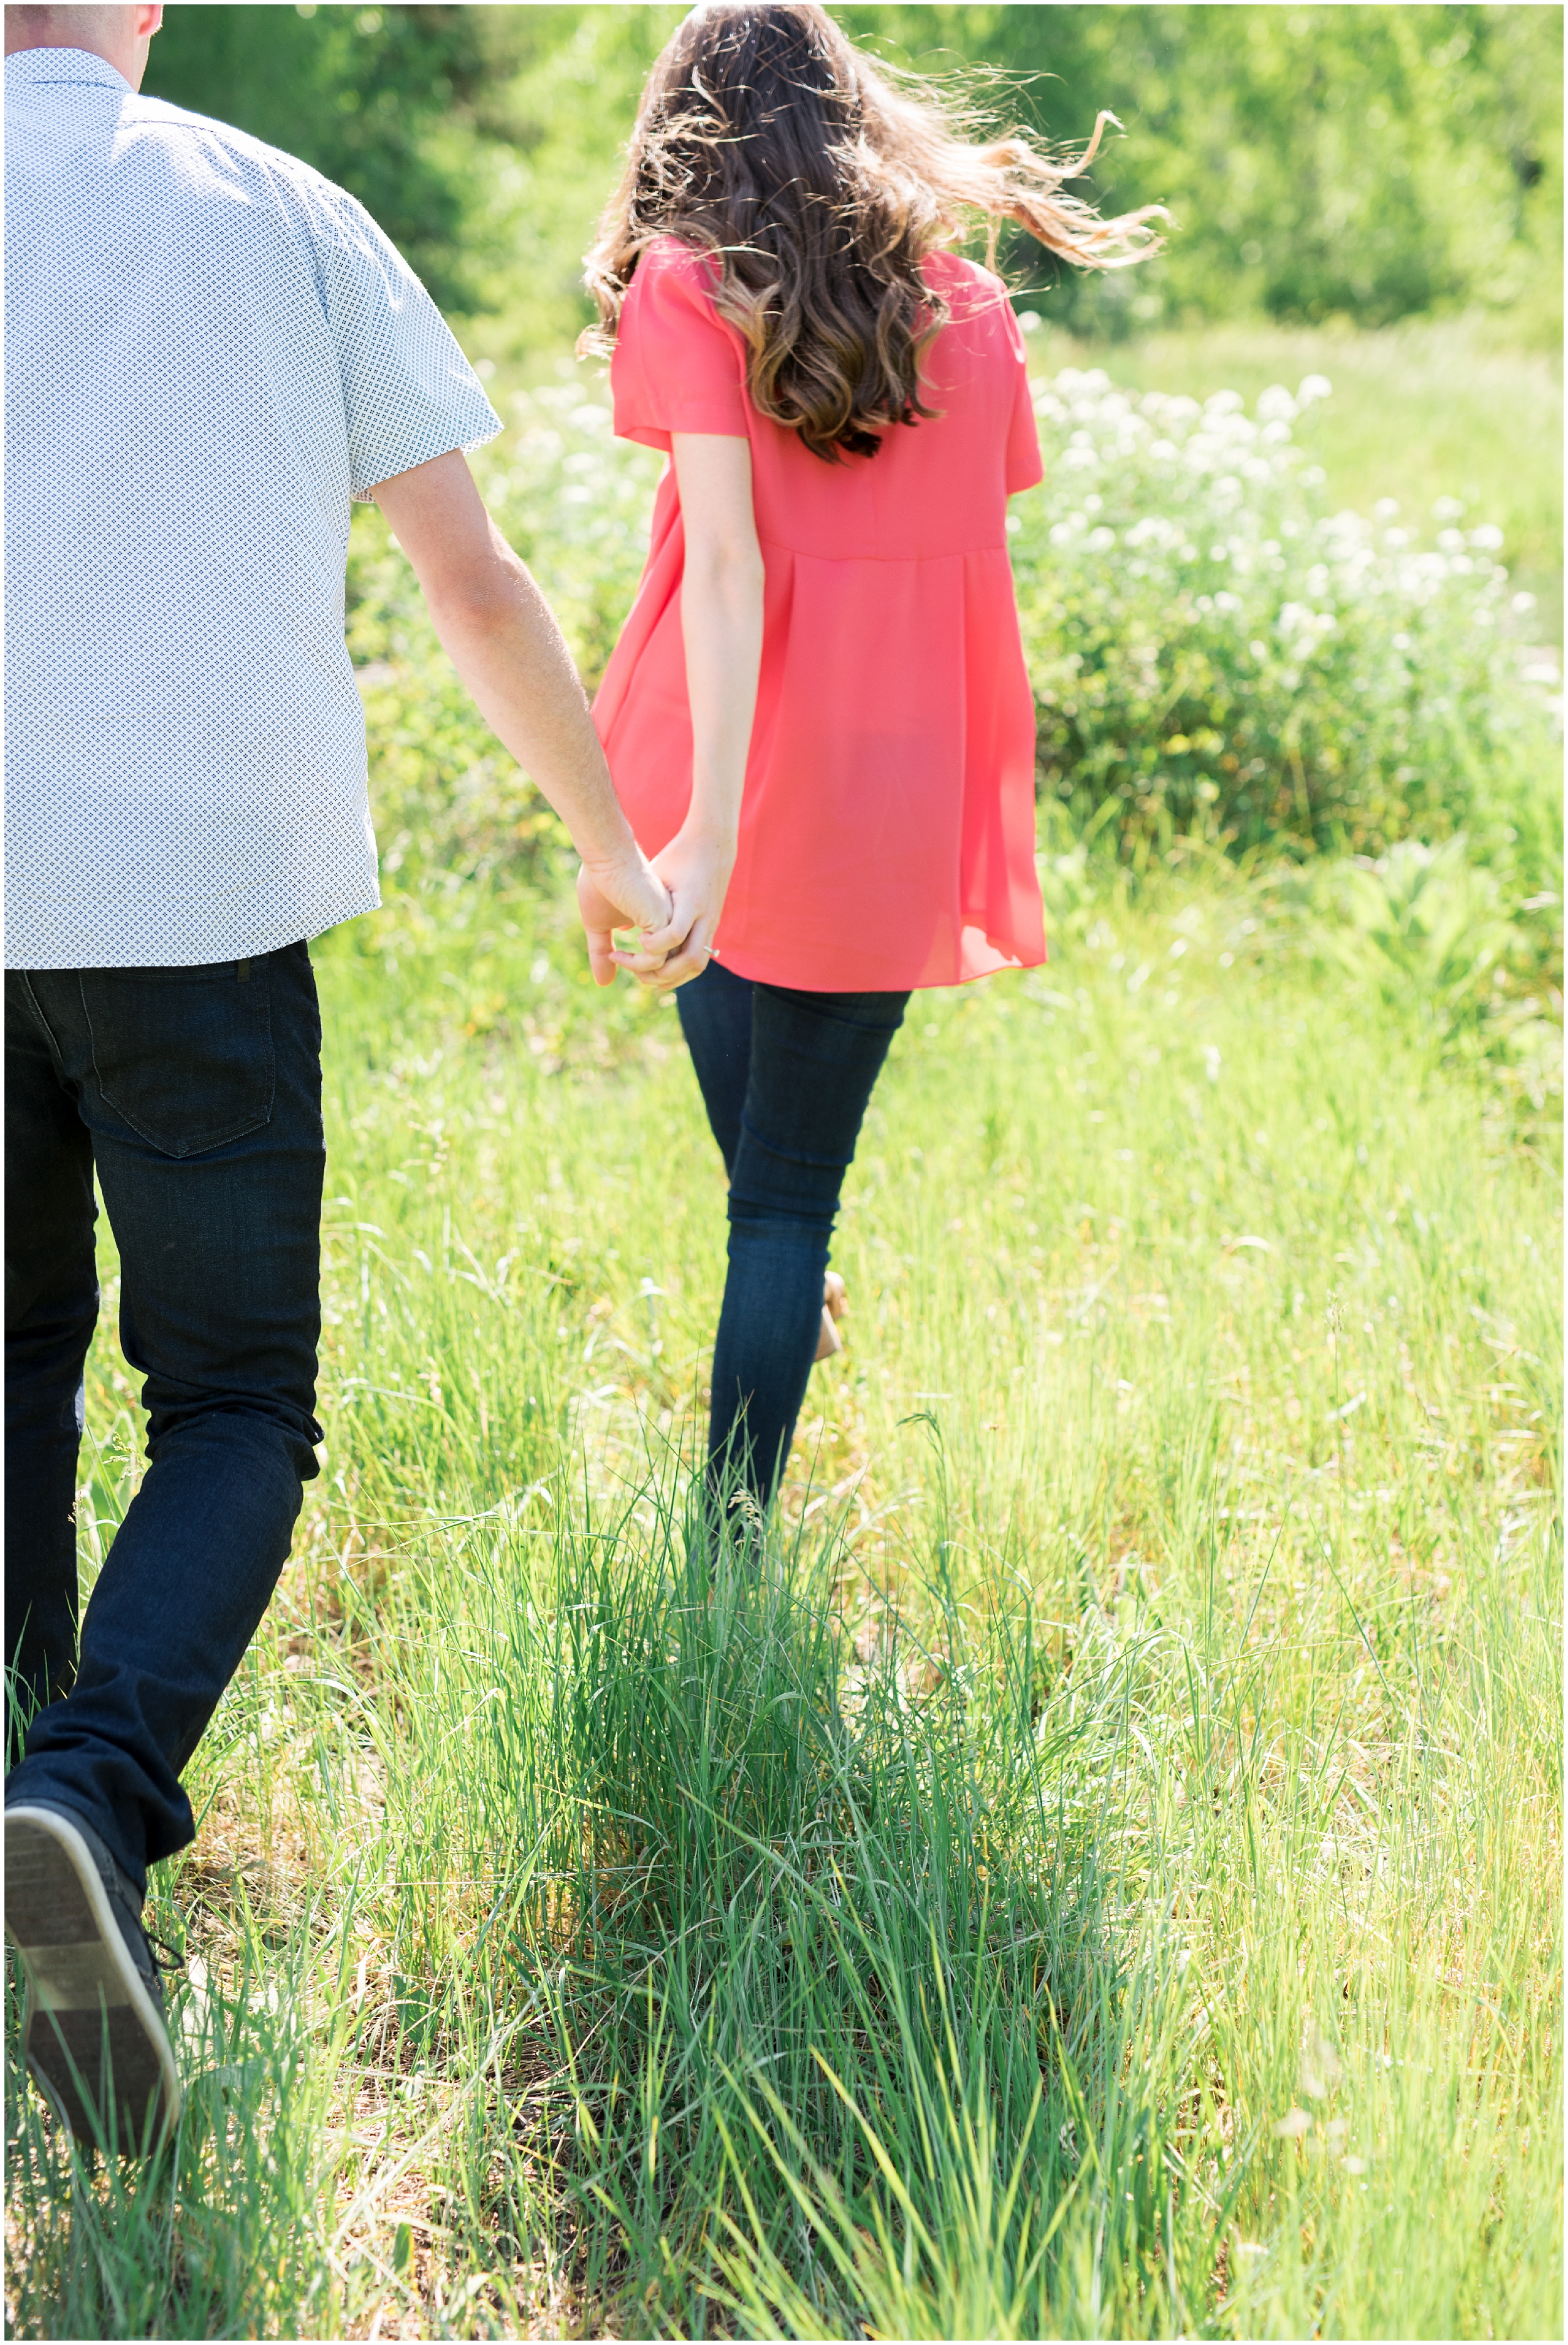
top-left (4, 2), bottom-right (672, 2153)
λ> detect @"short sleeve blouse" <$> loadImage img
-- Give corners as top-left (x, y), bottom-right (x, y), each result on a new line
top-left (591, 237), bottom-right (1047, 993)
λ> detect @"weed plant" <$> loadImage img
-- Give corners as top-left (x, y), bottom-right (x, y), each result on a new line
top-left (7, 854), bottom-right (1559, 2338)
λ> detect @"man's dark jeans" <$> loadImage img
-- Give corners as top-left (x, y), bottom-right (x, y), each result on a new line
top-left (676, 960), bottom-right (909, 1509)
top-left (5, 945), bottom-right (324, 1893)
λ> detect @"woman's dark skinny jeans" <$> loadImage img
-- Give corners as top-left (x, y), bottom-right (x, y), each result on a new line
top-left (675, 960), bottom-right (908, 1515)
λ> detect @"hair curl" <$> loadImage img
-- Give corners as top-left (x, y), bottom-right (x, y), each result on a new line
top-left (581, 1), bottom-right (1164, 462)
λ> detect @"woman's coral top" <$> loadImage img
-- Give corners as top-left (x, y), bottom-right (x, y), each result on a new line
top-left (591, 237), bottom-right (1047, 992)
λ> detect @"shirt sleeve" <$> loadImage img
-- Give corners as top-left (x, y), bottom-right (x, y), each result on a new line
top-left (1003, 301), bottom-right (1044, 496)
top-left (314, 189), bottom-right (502, 501)
top-left (610, 243), bottom-right (751, 451)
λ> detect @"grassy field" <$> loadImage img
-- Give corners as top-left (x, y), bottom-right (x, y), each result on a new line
top-left (7, 861), bottom-right (1560, 2338)
top-left (5, 321), bottom-right (1562, 2339)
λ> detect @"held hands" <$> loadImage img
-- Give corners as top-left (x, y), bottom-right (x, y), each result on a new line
top-left (575, 849), bottom-right (674, 988)
top-left (577, 817), bottom-right (737, 993)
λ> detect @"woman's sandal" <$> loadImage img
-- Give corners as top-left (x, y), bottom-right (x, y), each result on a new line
top-left (815, 1270), bottom-right (847, 1363)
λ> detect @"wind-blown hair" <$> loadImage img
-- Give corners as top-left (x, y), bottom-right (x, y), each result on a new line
top-left (582, 1), bottom-right (1163, 462)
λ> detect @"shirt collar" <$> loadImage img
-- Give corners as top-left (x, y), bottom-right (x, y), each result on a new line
top-left (5, 47), bottom-right (130, 93)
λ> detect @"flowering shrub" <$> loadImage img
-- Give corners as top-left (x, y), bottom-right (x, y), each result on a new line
top-left (346, 370), bottom-right (1557, 890)
top-left (1015, 369), bottom-right (1555, 866)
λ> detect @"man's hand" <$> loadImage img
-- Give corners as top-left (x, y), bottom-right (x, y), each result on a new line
top-left (576, 853), bottom-right (677, 988)
top-left (604, 817), bottom-right (737, 991)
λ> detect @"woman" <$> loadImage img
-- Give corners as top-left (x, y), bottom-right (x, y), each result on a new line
top-left (577, 2), bottom-right (1158, 1521)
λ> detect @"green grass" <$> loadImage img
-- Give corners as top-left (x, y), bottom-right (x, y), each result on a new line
top-left (8, 861), bottom-right (1560, 2339)
top-left (1030, 313), bottom-right (1565, 646)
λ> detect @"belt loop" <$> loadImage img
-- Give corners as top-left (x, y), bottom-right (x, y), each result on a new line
top-left (236, 959), bottom-right (251, 983)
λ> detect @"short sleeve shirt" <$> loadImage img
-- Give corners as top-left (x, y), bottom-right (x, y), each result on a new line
top-left (4, 48), bottom-right (502, 970)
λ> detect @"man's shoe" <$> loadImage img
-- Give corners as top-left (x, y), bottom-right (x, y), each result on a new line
top-left (4, 1802), bottom-right (182, 2152)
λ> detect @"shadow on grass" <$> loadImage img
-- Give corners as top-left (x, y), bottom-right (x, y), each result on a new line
top-left (450, 1449), bottom-right (1242, 2338)
top-left (6, 1447), bottom-right (1239, 2340)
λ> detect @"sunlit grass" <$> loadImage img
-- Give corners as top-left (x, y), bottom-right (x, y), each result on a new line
top-left (8, 858), bottom-right (1559, 2339)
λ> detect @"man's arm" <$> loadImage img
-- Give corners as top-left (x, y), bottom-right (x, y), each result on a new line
top-left (371, 449), bottom-right (670, 954)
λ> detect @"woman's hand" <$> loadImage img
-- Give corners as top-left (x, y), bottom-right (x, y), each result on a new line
top-left (609, 817), bottom-right (738, 991)
top-left (575, 849), bottom-right (674, 987)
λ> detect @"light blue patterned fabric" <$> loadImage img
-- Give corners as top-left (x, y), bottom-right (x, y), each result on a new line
top-left (4, 47), bottom-right (501, 969)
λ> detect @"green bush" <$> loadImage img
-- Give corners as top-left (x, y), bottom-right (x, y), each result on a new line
top-left (1315, 838), bottom-right (1562, 1109)
top-left (1015, 365), bottom-right (1559, 871)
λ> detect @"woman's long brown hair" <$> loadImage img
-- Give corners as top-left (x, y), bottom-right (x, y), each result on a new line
top-left (582, 2), bottom-right (1163, 462)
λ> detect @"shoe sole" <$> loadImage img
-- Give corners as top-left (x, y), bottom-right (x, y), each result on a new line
top-left (4, 1805), bottom-right (181, 2153)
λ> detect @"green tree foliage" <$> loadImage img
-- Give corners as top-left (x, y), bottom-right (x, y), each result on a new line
top-left (144, 5), bottom-right (1559, 348)
top-left (842, 5), bottom-right (1563, 343)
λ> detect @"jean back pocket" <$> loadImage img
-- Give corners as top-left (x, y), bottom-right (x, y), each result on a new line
top-left (79, 963), bottom-right (276, 1159)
